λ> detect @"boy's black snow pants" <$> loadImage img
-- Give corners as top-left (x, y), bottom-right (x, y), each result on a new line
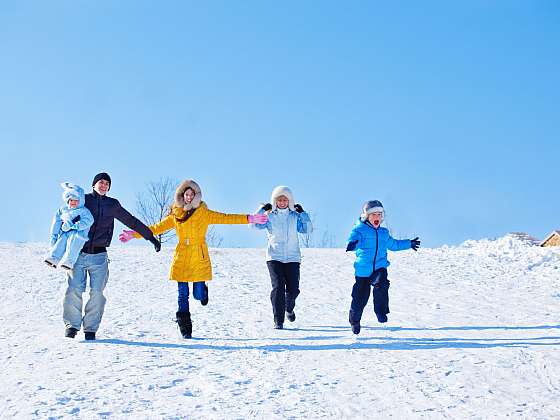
top-left (267, 261), bottom-right (300, 325)
top-left (349, 267), bottom-right (390, 324)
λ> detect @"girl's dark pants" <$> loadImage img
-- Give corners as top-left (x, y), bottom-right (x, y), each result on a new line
top-left (349, 267), bottom-right (390, 324)
top-left (267, 261), bottom-right (300, 324)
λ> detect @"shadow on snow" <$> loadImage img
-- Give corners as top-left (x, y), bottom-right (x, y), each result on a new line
top-left (90, 324), bottom-right (560, 352)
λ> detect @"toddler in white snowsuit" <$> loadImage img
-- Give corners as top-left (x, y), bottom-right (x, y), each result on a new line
top-left (45, 182), bottom-right (94, 271)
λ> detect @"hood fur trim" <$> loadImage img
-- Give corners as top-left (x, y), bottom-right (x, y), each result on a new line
top-left (270, 185), bottom-right (295, 211)
top-left (174, 179), bottom-right (202, 210)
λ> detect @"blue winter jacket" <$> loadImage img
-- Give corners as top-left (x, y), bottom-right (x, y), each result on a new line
top-left (346, 219), bottom-right (411, 277)
top-left (49, 184), bottom-right (94, 245)
top-left (253, 208), bottom-right (313, 263)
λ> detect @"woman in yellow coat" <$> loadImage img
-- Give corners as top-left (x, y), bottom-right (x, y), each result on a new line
top-left (120, 179), bottom-right (267, 338)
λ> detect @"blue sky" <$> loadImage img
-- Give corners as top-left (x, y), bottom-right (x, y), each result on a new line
top-left (1, 1), bottom-right (558, 248)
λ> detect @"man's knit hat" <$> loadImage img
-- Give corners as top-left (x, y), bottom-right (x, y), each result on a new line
top-left (92, 172), bottom-right (111, 190)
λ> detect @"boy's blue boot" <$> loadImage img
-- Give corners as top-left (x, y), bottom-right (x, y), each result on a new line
top-left (376, 313), bottom-right (388, 323)
top-left (349, 310), bottom-right (361, 334)
top-left (286, 311), bottom-right (296, 322)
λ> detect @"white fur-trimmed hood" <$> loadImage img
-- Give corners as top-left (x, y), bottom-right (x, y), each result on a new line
top-left (174, 179), bottom-right (202, 210)
top-left (270, 185), bottom-right (295, 211)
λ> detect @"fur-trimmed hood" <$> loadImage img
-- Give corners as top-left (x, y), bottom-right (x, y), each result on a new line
top-left (174, 179), bottom-right (202, 210)
top-left (270, 185), bottom-right (295, 211)
top-left (61, 182), bottom-right (85, 208)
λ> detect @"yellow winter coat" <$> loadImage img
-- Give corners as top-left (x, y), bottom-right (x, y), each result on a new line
top-left (136, 202), bottom-right (248, 282)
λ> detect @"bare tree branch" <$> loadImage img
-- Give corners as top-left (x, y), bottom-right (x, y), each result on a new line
top-left (299, 211), bottom-right (316, 248)
top-left (135, 177), bottom-right (178, 243)
top-left (136, 177), bottom-right (224, 247)
top-left (206, 226), bottom-right (224, 248)
top-left (299, 211), bottom-right (340, 248)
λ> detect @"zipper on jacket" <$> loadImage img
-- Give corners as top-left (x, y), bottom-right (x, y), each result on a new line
top-left (285, 213), bottom-right (289, 261)
top-left (88, 194), bottom-right (101, 253)
top-left (365, 220), bottom-right (379, 271)
top-left (373, 227), bottom-right (379, 270)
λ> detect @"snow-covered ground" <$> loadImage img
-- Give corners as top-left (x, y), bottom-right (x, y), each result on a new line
top-left (1, 235), bottom-right (559, 419)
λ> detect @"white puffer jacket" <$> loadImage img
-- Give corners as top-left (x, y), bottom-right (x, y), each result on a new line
top-left (252, 186), bottom-right (313, 263)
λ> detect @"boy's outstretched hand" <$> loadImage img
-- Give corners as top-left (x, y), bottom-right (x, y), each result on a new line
top-left (294, 204), bottom-right (304, 213)
top-left (411, 237), bottom-right (421, 251)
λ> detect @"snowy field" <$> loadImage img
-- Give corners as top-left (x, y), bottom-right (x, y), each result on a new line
top-left (1, 235), bottom-right (560, 419)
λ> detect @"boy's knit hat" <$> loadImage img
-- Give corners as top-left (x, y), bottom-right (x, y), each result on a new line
top-left (92, 172), bottom-right (111, 190)
top-left (361, 200), bottom-right (384, 221)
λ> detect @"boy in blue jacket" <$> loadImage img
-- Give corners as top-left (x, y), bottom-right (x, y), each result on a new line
top-left (45, 183), bottom-right (94, 271)
top-left (346, 200), bottom-right (420, 334)
top-left (252, 186), bottom-right (313, 329)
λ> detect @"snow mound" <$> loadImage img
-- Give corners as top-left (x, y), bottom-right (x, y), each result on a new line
top-left (439, 234), bottom-right (560, 272)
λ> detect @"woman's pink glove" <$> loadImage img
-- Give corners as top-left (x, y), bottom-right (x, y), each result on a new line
top-left (248, 213), bottom-right (268, 224)
top-left (119, 230), bottom-right (136, 243)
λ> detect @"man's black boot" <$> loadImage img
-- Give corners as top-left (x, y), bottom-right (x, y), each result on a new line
top-left (65, 327), bottom-right (78, 338)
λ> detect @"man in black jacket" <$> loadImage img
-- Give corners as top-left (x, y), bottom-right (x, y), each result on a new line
top-left (62, 172), bottom-right (160, 340)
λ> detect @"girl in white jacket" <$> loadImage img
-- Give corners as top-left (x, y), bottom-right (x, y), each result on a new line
top-left (251, 186), bottom-right (312, 329)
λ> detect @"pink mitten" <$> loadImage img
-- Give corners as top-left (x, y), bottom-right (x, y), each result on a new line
top-left (248, 213), bottom-right (268, 224)
top-left (119, 230), bottom-right (136, 243)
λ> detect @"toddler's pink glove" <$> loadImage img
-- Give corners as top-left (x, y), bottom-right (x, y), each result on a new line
top-left (248, 213), bottom-right (268, 224)
top-left (119, 230), bottom-right (136, 243)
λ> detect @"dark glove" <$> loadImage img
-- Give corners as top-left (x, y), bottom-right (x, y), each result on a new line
top-left (294, 204), bottom-right (304, 213)
top-left (411, 237), bottom-right (421, 251)
top-left (149, 236), bottom-right (161, 252)
top-left (346, 240), bottom-right (358, 252)
top-left (261, 203), bottom-right (272, 212)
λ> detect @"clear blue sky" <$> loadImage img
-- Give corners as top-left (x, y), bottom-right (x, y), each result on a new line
top-left (1, 1), bottom-right (558, 248)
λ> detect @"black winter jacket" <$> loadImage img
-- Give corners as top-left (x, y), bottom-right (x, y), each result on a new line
top-left (82, 191), bottom-right (154, 253)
